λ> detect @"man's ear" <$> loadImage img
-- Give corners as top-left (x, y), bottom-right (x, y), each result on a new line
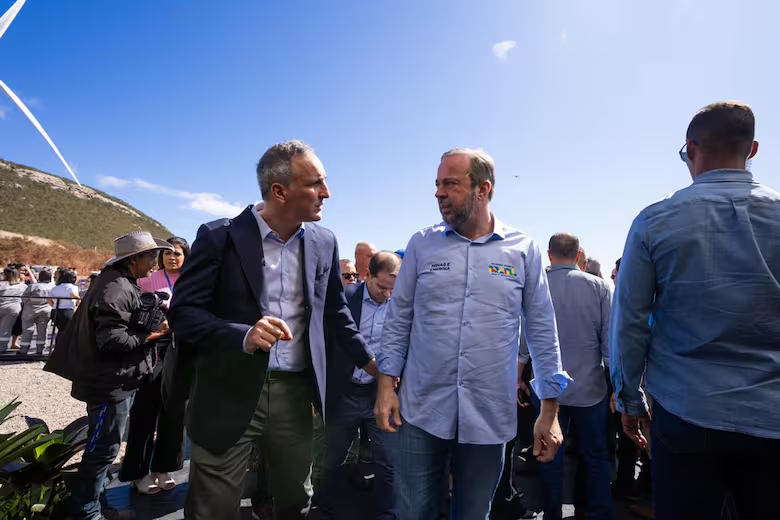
top-left (749, 140), bottom-right (759, 160)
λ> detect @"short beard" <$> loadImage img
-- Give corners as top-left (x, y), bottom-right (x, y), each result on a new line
top-left (442, 190), bottom-right (477, 230)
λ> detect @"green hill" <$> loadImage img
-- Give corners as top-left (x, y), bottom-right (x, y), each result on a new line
top-left (0, 159), bottom-right (171, 249)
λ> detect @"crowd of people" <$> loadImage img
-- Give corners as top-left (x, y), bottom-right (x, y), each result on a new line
top-left (0, 264), bottom-right (94, 354)
top-left (34, 100), bottom-right (779, 520)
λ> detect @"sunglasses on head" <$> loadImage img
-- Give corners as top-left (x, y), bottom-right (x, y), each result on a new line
top-left (342, 273), bottom-right (359, 281)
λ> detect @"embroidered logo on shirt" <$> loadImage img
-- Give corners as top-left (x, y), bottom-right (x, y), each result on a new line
top-left (488, 264), bottom-right (516, 278)
top-left (429, 262), bottom-right (451, 272)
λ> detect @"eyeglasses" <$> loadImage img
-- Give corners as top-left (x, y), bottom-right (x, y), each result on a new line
top-left (679, 142), bottom-right (694, 164)
top-left (342, 273), bottom-right (359, 281)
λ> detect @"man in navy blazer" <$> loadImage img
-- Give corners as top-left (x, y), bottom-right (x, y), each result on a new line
top-left (169, 139), bottom-right (377, 520)
top-left (319, 251), bottom-right (401, 519)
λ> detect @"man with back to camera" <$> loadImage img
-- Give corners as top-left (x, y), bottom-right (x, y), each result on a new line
top-left (374, 147), bottom-right (571, 519)
top-left (611, 101), bottom-right (780, 519)
top-left (537, 232), bottom-right (613, 520)
top-left (168, 139), bottom-right (378, 520)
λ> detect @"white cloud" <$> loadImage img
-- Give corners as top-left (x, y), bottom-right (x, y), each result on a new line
top-left (492, 40), bottom-right (517, 60)
top-left (96, 174), bottom-right (243, 217)
top-left (97, 175), bottom-right (130, 188)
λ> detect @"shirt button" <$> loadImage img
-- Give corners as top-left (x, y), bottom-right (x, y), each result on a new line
top-left (460, 351), bottom-right (465, 357)
top-left (458, 380), bottom-right (464, 386)
top-left (465, 291), bottom-right (471, 297)
top-left (463, 321), bottom-right (470, 327)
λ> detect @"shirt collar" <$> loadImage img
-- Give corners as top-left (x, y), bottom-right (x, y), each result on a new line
top-left (442, 212), bottom-right (506, 242)
top-left (252, 203), bottom-right (305, 240)
top-left (549, 264), bottom-right (578, 272)
top-left (694, 169), bottom-right (753, 184)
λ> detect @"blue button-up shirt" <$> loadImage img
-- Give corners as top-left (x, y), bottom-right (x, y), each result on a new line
top-left (547, 265), bottom-right (611, 407)
top-left (245, 204), bottom-right (307, 372)
top-left (611, 169), bottom-right (780, 439)
top-left (378, 217), bottom-right (570, 444)
top-left (352, 285), bottom-right (388, 384)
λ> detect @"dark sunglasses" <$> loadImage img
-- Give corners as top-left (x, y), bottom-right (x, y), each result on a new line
top-left (342, 273), bottom-right (359, 281)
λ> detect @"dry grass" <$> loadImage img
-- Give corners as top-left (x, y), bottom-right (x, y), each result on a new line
top-left (0, 237), bottom-right (111, 273)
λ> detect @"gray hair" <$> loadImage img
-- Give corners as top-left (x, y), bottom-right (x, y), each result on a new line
top-left (256, 139), bottom-right (314, 200)
top-left (441, 148), bottom-right (496, 200)
top-left (585, 258), bottom-right (602, 277)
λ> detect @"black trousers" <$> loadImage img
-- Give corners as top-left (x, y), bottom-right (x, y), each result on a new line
top-left (119, 356), bottom-right (186, 482)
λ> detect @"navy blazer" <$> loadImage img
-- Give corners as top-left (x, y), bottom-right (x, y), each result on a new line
top-left (169, 206), bottom-right (371, 454)
top-left (326, 281), bottom-right (369, 411)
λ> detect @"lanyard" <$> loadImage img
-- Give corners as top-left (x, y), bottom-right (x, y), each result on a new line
top-left (163, 270), bottom-right (174, 294)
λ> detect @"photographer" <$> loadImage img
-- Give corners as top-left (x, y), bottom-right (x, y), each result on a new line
top-left (45, 232), bottom-right (173, 520)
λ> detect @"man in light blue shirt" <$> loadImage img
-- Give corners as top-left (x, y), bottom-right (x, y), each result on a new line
top-left (375, 148), bottom-right (571, 520)
top-left (611, 102), bottom-right (780, 519)
top-left (319, 251), bottom-right (401, 519)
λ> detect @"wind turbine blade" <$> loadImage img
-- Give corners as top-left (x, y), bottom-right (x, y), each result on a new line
top-left (0, 0), bottom-right (26, 40)
top-left (0, 79), bottom-right (81, 185)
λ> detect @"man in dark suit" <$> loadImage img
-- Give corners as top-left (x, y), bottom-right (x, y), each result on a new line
top-left (318, 251), bottom-right (401, 519)
top-left (168, 139), bottom-right (378, 520)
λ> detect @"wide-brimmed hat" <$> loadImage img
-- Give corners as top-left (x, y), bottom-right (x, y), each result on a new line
top-left (104, 231), bottom-right (174, 267)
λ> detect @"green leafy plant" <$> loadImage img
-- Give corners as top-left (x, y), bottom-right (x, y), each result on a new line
top-left (0, 398), bottom-right (89, 519)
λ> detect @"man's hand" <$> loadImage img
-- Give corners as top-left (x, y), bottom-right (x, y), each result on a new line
top-left (363, 358), bottom-right (378, 377)
top-left (609, 393), bottom-right (617, 414)
top-left (144, 320), bottom-right (170, 343)
top-left (622, 413), bottom-right (651, 449)
top-left (517, 380), bottom-right (531, 408)
top-left (533, 399), bottom-right (563, 463)
top-left (245, 316), bottom-right (292, 354)
top-left (374, 374), bottom-right (402, 432)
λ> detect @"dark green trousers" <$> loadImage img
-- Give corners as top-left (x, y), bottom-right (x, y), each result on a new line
top-left (185, 371), bottom-right (315, 520)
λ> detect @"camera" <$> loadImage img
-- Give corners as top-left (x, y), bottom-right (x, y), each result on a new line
top-left (134, 291), bottom-right (169, 332)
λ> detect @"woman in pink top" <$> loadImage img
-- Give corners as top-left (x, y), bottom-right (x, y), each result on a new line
top-left (120, 237), bottom-right (190, 494)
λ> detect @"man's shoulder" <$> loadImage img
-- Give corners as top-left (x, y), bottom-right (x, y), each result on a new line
top-left (304, 221), bottom-right (336, 243)
top-left (571, 269), bottom-right (610, 292)
top-left (344, 281), bottom-right (363, 300)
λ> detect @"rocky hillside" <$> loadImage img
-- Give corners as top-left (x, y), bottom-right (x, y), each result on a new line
top-left (0, 159), bottom-right (171, 250)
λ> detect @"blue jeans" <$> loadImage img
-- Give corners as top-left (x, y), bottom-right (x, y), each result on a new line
top-left (397, 420), bottom-right (505, 520)
top-left (652, 400), bottom-right (780, 520)
top-left (536, 397), bottom-right (614, 520)
top-left (65, 394), bottom-right (135, 519)
top-left (319, 382), bottom-right (399, 519)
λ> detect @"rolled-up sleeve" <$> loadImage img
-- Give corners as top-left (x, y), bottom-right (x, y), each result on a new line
top-left (522, 240), bottom-right (572, 399)
top-left (378, 235), bottom-right (418, 377)
top-left (610, 215), bottom-right (654, 416)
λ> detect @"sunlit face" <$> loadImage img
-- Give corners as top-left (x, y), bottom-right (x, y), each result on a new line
top-left (130, 250), bottom-right (158, 279)
top-left (281, 153), bottom-right (330, 222)
top-left (435, 154), bottom-right (478, 229)
top-left (340, 260), bottom-right (358, 286)
top-left (163, 245), bottom-right (185, 272)
top-left (366, 270), bottom-right (397, 304)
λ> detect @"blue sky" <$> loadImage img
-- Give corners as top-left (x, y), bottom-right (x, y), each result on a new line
top-left (1, 0), bottom-right (778, 272)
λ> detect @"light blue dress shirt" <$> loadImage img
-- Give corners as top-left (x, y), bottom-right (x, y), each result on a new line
top-left (378, 217), bottom-right (571, 445)
top-left (352, 285), bottom-right (387, 384)
top-left (547, 265), bottom-right (611, 408)
top-left (244, 204), bottom-right (307, 372)
top-left (611, 169), bottom-right (780, 439)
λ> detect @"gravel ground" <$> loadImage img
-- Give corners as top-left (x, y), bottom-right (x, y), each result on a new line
top-left (0, 360), bottom-right (86, 433)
